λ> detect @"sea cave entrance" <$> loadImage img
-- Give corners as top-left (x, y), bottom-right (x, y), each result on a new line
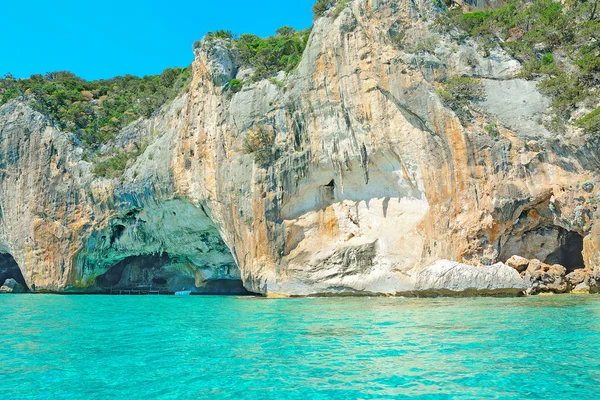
top-left (499, 225), bottom-right (586, 274)
top-left (94, 253), bottom-right (249, 295)
top-left (90, 199), bottom-right (255, 295)
top-left (0, 253), bottom-right (28, 290)
top-left (544, 230), bottom-right (585, 273)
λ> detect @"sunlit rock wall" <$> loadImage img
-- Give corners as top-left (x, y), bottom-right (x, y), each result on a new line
top-left (0, 0), bottom-right (598, 295)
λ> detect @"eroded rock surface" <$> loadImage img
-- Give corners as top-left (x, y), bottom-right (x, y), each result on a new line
top-left (505, 255), bottom-right (600, 295)
top-left (1, 0), bottom-right (599, 296)
top-left (0, 278), bottom-right (26, 293)
top-left (413, 260), bottom-right (526, 295)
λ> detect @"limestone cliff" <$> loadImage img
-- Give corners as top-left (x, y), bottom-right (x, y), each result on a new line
top-left (1, 0), bottom-right (598, 296)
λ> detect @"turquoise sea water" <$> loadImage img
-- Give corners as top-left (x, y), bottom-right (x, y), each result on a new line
top-left (1, 295), bottom-right (600, 399)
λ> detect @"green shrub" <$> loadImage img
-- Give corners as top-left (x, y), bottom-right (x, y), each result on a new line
top-left (575, 107), bottom-right (600, 135)
top-left (574, 42), bottom-right (600, 88)
top-left (460, 10), bottom-right (496, 34)
top-left (537, 67), bottom-right (585, 120)
top-left (541, 53), bottom-right (554, 65)
top-left (437, 77), bottom-right (485, 119)
top-left (433, 8), bottom-right (466, 35)
top-left (389, 31), bottom-right (406, 49)
top-left (92, 141), bottom-right (148, 178)
top-left (276, 26), bottom-right (296, 37)
top-left (229, 79), bottom-right (243, 93)
top-left (406, 37), bottom-right (440, 54)
top-left (92, 153), bottom-right (128, 178)
top-left (193, 26), bottom-right (310, 83)
top-left (242, 124), bottom-right (275, 166)
top-left (485, 123), bottom-right (500, 138)
top-left (211, 30), bottom-right (234, 40)
top-left (312, 0), bottom-right (349, 20)
top-left (332, 0), bottom-right (349, 19)
top-left (0, 86), bottom-right (21, 104)
top-left (312, 0), bottom-right (336, 19)
top-left (269, 78), bottom-right (285, 88)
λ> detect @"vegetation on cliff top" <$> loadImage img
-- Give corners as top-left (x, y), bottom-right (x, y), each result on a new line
top-left (312, 0), bottom-right (349, 19)
top-left (435, 0), bottom-right (600, 134)
top-left (0, 68), bottom-right (191, 148)
top-left (199, 27), bottom-right (311, 84)
top-left (1, 23), bottom-right (309, 176)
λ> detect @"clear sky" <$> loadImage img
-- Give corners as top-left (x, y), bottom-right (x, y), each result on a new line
top-left (1, 0), bottom-right (315, 80)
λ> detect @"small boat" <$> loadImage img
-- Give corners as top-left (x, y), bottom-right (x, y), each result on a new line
top-left (174, 290), bottom-right (192, 296)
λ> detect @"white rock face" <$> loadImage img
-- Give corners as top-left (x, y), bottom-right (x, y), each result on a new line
top-left (414, 261), bottom-right (527, 294)
top-left (481, 79), bottom-right (551, 138)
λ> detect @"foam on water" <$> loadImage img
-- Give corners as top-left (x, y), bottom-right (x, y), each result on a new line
top-left (1, 295), bottom-right (600, 399)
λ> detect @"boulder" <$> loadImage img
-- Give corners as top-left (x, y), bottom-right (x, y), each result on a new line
top-left (523, 259), bottom-right (569, 294)
top-left (566, 268), bottom-right (588, 287)
top-left (527, 259), bottom-right (544, 272)
top-left (414, 260), bottom-right (527, 295)
top-left (506, 255), bottom-right (530, 273)
top-left (0, 278), bottom-right (26, 293)
top-left (572, 282), bottom-right (590, 294)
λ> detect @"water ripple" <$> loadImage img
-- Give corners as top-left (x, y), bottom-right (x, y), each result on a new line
top-left (1, 295), bottom-right (600, 399)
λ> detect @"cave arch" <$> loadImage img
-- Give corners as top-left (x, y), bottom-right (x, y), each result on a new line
top-left (0, 253), bottom-right (28, 290)
top-left (86, 199), bottom-right (255, 295)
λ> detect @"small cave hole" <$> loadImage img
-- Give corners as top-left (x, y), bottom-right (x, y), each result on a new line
top-left (544, 230), bottom-right (585, 273)
top-left (0, 253), bottom-right (29, 290)
top-left (152, 277), bottom-right (167, 285)
top-left (319, 179), bottom-right (336, 205)
top-left (111, 225), bottom-right (126, 244)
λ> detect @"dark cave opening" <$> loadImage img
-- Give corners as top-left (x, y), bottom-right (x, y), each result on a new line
top-left (95, 253), bottom-right (174, 288)
top-left (0, 253), bottom-right (28, 289)
top-left (152, 277), bottom-right (168, 285)
top-left (95, 253), bottom-right (250, 295)
top-left (320, 179), bottom-right (336, 204)
top-left (544, 230), bottom-right (585, 273)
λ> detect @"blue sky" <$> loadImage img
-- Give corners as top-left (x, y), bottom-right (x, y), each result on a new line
top-left (1, 0), bottom-right (315, 80)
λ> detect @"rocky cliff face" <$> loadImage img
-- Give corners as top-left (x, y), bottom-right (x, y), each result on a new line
top-left (1, 0), bottom-right (598, 296)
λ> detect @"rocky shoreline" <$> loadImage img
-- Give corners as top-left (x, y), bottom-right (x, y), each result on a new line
top-left (2, 257), bottom-right (597, 297)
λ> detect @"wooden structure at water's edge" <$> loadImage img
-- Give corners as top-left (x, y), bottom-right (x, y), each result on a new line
top-left (107, 286), bottom-right (171, 295)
